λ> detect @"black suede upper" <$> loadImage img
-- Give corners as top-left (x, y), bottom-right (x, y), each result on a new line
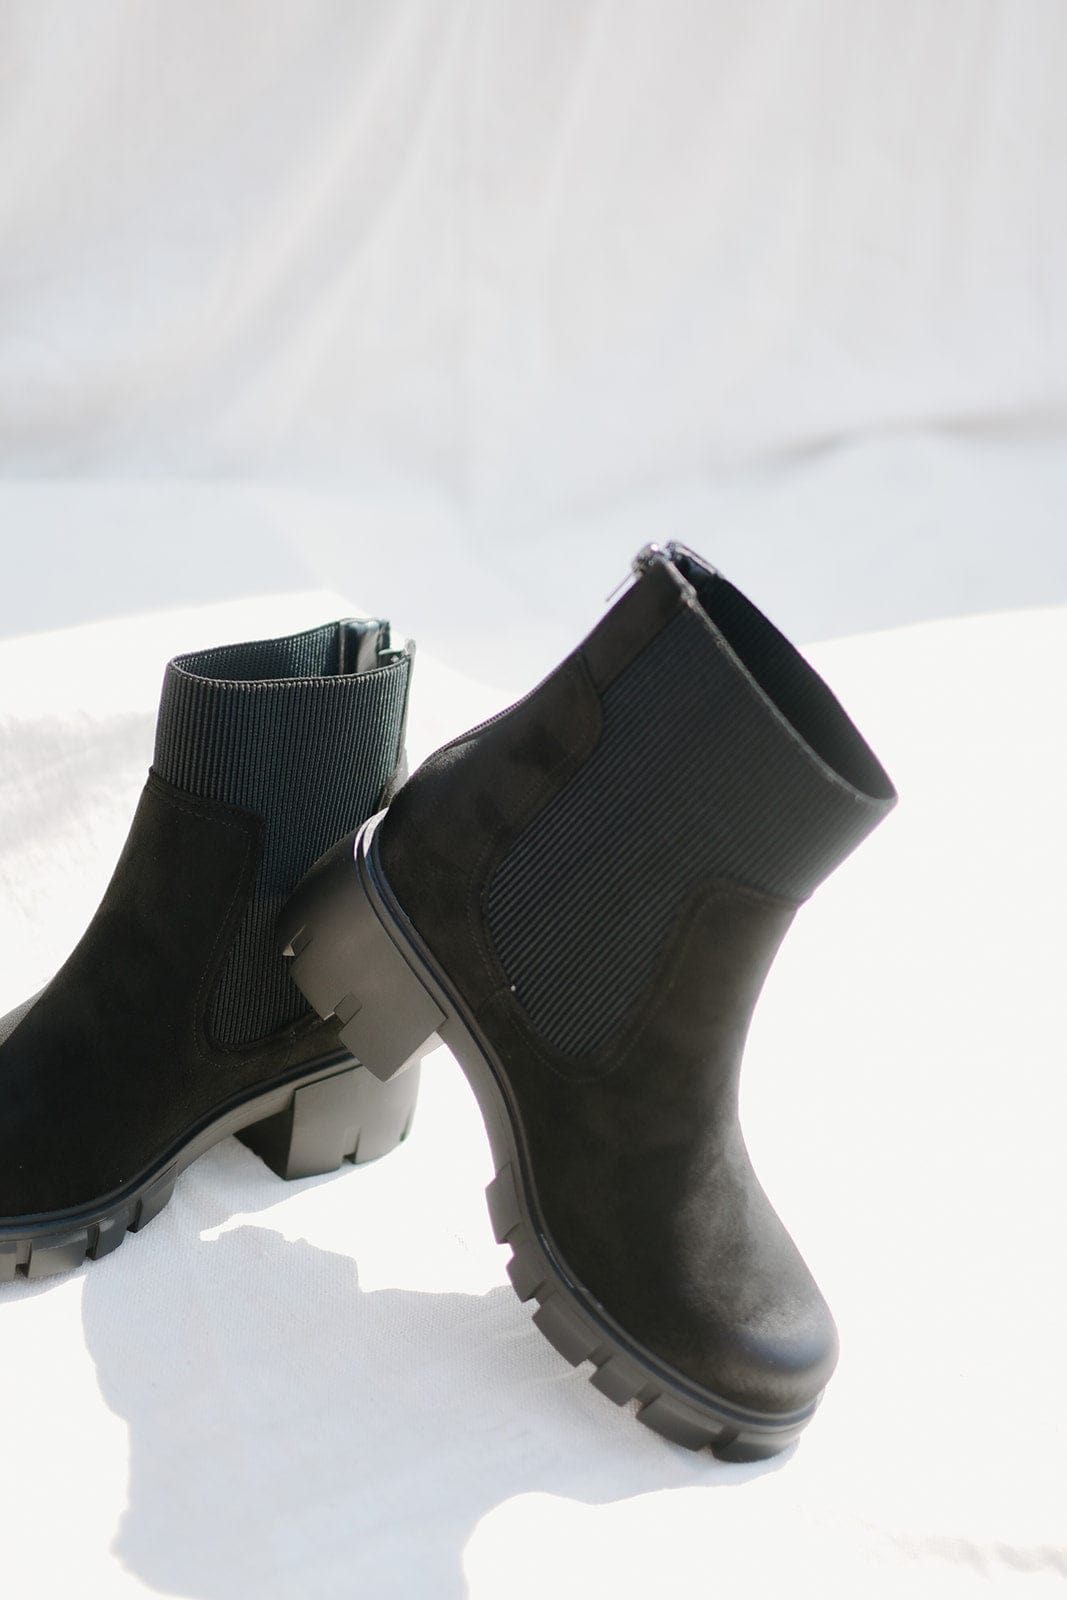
top-left (0, 617), bottom-right (411, 1226)
top-left (377, 548), bottom-right (894, 1414)
top-left (154, 619), bottom-right (411, 1045)
top-left (0, 774), bottom-right (346, 1219)
top-left (474, 880), bottom-right (836, 1413)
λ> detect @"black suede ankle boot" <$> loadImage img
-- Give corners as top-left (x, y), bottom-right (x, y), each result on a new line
top-left (0, 618), bottom-right (416, 1281)
top-left (281, 547), bottom-right (897, 1460)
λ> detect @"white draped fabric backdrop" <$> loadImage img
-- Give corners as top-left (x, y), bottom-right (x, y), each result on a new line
top-left (0, 5), bottom-right (1064, 1598)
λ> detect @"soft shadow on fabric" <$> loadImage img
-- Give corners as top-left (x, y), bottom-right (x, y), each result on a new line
top-left (79, 1161), bottom-right (785, 1599)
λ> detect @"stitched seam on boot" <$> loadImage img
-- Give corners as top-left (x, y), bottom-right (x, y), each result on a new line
top-left (465, 654), bottom-right (604, 997)
top-left (138, 776), bottom-right (269, 1070)
top-left (482, 606), bottom-right (881, 1055)
top-left (475, 877), bottom-right (798, 1087)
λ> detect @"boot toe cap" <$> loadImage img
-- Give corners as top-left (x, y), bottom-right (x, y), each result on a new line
top-left (546, 1181), bottom-right (840, 1420)
top-left (684, 1290), bottom-right (840, 1418)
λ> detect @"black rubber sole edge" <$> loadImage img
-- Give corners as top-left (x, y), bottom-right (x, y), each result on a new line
top-left (0, 1051), bottom-right (420, 1284)
top-left (280, 812), bottom-right (816, 1462)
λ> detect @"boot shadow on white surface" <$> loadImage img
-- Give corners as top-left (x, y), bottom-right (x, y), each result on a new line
top-left (78, 1150), bottom-right (784, 1600)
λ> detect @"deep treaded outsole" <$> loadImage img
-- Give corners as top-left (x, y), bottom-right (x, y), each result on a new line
top-left (484, 1161), bottom-right (804, 1460)
top-left (280, 813), bottom-right (818, 1462)
top-left (0, 1173), bottom-right (177, 1283)
top-left (0, 1053), bottom-right (419, 1284)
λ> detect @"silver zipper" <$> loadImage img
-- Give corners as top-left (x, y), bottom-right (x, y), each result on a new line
top-left (603, 542), bottom-right (674, 604)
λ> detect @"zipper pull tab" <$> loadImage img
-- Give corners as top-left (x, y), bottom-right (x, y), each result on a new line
top-left (633, 542), bottom-right (667, 576)
top-left (603, 543), bottom-right (669, 605)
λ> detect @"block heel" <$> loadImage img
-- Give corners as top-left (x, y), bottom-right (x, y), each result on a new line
top-left (279, 813), bottom-right (445, 1084)
top-left (237, 1056), bottom-right (420, 1179)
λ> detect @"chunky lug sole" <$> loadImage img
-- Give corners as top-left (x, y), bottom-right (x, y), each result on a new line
top-left (280, 812), bottom-right (819, 1462)
top-left (0, 1051), bottom-right (419, 1283)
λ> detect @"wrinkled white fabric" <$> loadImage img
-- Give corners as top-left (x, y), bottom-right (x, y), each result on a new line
top-left (1, 3), bottom-right (1066, 666)
top-left (0, 1), bottom-right (1065, 1592)
top-left (0, 596), bottom-right (1063, 1599)
top-left (1, 2), bottom-right (1066, 665)
top-left (1, 428), bottom-right (1066, 697)
top-left (1, 1), bottom-right (1066, 495)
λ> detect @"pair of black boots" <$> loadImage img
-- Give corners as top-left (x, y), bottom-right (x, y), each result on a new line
top-left (0, 545), bottom-right (895, 1461)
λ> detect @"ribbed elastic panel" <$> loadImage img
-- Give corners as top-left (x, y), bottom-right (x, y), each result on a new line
top-left (486, 584), bottom-right (895, 1057)
top-left (154, 620), bottom-right (411, 1047)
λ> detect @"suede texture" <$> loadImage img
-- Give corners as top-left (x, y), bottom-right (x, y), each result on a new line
top-left (476, 881), bottom-right (837, 1414)
top-left (379, 649), bottom-right (604, 1017)
top-left (377, 563), bottom-right (843, 1416)
top-left (0, 771), bottom-right (343, 1219)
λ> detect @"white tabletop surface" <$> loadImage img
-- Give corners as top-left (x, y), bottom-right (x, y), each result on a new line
top-left (0, 593), bottom-right (1063, 1599)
